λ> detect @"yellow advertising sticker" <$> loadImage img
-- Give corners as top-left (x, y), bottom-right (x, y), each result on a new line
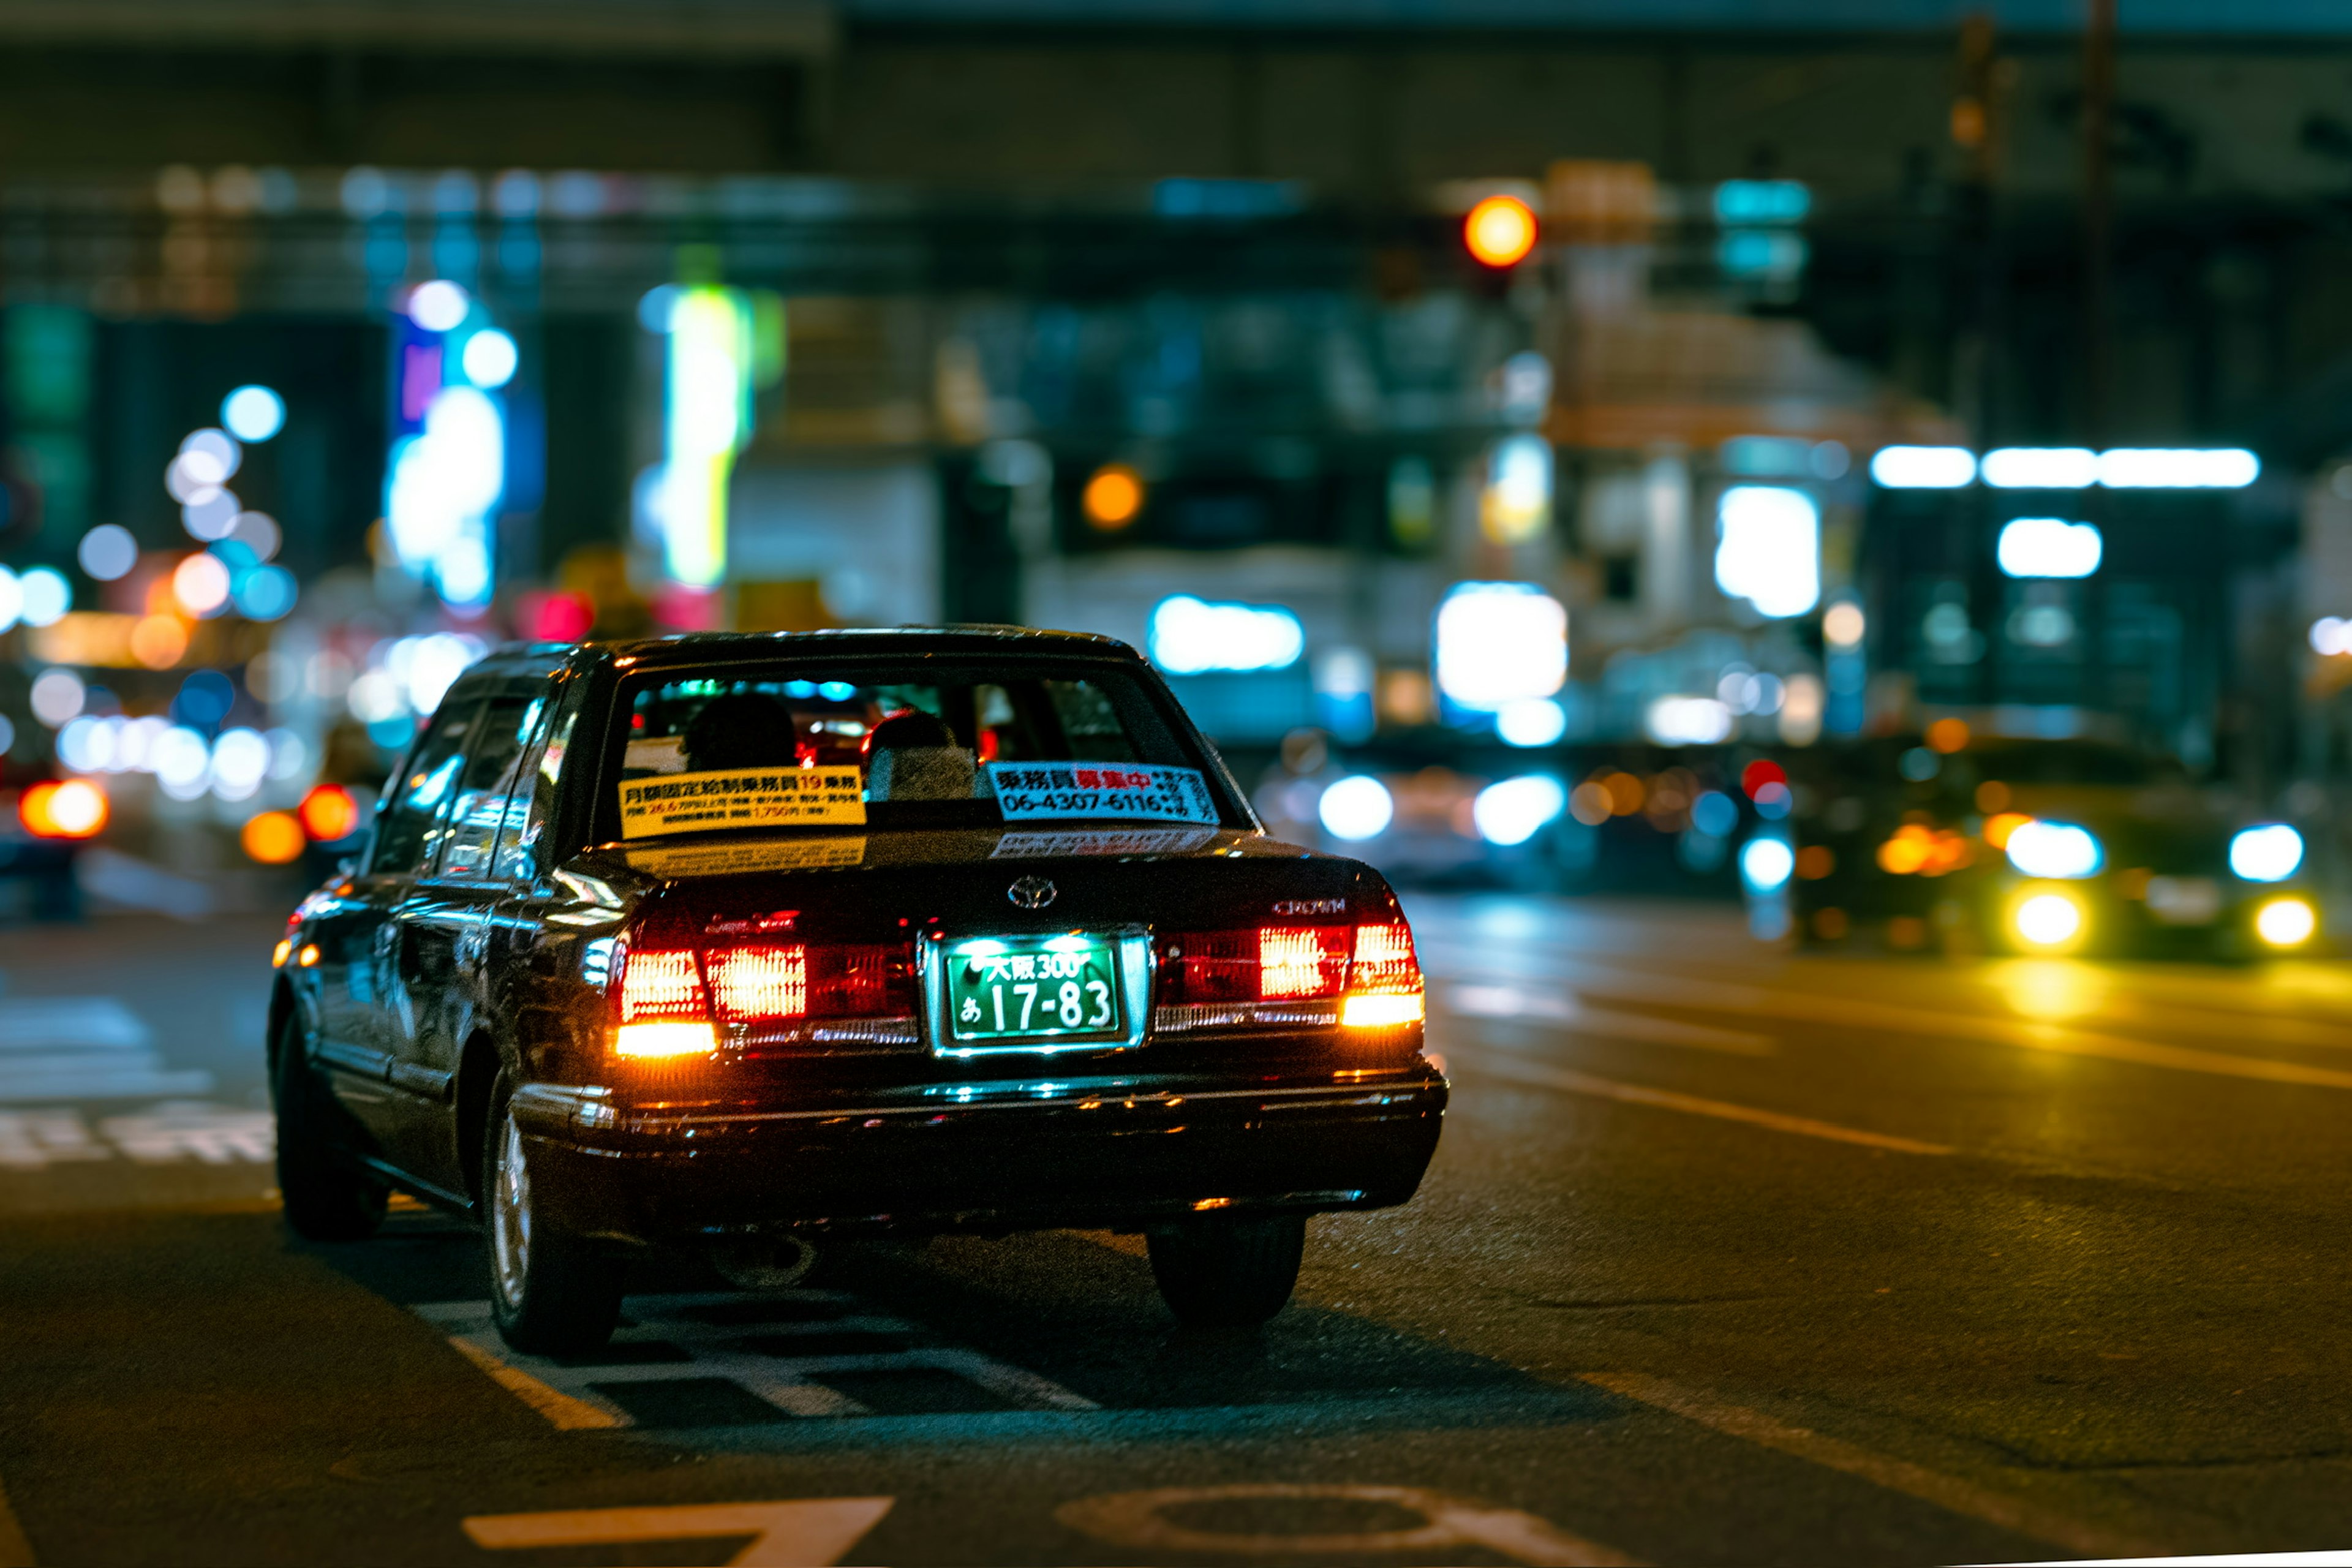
top-left (619, 767), bottom-right (865, 840)
top-left (627, 836), bottom-right (867, 878)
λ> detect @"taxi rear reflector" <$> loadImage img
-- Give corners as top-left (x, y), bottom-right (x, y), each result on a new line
top-left (614, 940), bottom-right (914, 1058)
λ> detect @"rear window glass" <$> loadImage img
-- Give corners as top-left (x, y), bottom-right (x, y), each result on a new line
top-left (598, 659), bottom-right (1229, 838)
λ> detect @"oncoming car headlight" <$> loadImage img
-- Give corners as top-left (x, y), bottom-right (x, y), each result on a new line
top-left (2009, 886), bottom-right (2088, 951)
top-left (2005, 820), bottom-right (2101, 880)
top-left (2256, 897), bottom-right (2317, 949)
top-left (2230, 824), bottom-right (2304, 883)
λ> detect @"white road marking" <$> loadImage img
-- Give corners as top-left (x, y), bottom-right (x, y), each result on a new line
top-left (0, 998), bottom-right (210, 1104)
top-left (96, 1103), bottom-right (273, 1165)
top-left (465, 1498), bottom-right (894, 1567)
top-left (1460, 1053), bottom-right (1954, 1156)
top-left (1585, 1373), bottom-right (2159, 1561)
top-left (1432, 956), bottom-right (2352, 1093)
top-left (1446, 984), bottom-right (1776, 1056)
top-left (1058, 1483), bottom-right (1640, 1567)
top-left (0, 1469), bottom-right (31, 1568)
top-left (423, 1290), bottom-right (1098, 1428)
top-left (0, 1102), bottom-right (271, 1170)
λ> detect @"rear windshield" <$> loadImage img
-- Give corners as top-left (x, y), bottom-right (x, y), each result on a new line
top-left (597, 658), bottom-right (1234, 839)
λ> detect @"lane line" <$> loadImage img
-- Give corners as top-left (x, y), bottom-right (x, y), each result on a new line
top-left (1583, 1373), bottom-right (2160, 1561)
top-left (1431, 958), bottom-right (2352, 1093)
top-left (1458, 1054), bottom-right (1954, 1156)
top-left (0, 1470), bottom-right (33, 1568)
top-left (466, 1499), bottom-right (894, 1566)
top-left (447, 1337), bottom-right (626, 1430)
top-left (1444, 984), bottom-right (1776, 1056)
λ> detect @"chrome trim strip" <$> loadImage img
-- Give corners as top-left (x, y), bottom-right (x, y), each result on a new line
top-left (1152, 1000), bottom-right (1340, 1033)
top-left (589, 1079), bottom-right (1442, 1132)
top-left (315, 1039), bottom-right (391, 1081)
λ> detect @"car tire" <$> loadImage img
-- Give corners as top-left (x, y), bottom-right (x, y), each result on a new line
top-left (273, 1014), bottom-right (388, 1243)
top-left (1146, 1214), bottom-right (1306, 1329)
top-left (483, 1076), bottom-right (622, 1357)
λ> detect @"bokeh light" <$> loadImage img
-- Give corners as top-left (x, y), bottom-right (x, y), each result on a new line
top-left (78, 524), bottom-right (138, 580)
top-left (1082, 464), bottom-right (1144, 530)
top-left (461, 328), bottom-right (519, 388)
top-left (172, 553), bottom-right (232, 616)
top-left (241, 810), bottom-right (306, 865)
top-left (1318, 775), bottom-right (1395, 841)
top-left (298, 783), bottom-right (363, 842)
top-left (28, 668), bottom-right (85, 727)
top-left (1463, 194), bottom-right (1539, 267)
top-left (221, 385), bottom-right (285, 442)
top-left (408, 279), bottom-right (471, 332)
top-left (17, 568), bottom-right (68, 627)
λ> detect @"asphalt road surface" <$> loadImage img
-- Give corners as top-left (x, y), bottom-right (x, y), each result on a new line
top-left (9, 896), bottom-right (2352, 1564)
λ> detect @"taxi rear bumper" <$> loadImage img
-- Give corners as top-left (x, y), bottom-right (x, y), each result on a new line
top-left (510, 1066), bottom-right (1447, 1244)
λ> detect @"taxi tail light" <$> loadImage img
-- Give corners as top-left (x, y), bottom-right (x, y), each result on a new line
top-left (1159, 927), bottom-right (1351, 1003)
top-left (704, 942), bottom-right (912, 1022)
top-left (612, 947), bottom-right (717, 1059)
top-left (1341, 921), bottom-right (1425, 1030)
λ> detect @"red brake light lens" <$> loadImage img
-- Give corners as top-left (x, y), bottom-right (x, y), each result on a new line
top-left (1348, 922), bottom-right (1420, 993)
top-left (1257, 927), bottom-right (1351, 998)
top-left (707, 945), bottom-right (808, 1020)
top-left (617, 949), bottom-right (707, 1022)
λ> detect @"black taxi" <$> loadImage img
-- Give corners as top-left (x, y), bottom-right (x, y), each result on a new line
top-left (268, 629), bottom-right (1447, 1353)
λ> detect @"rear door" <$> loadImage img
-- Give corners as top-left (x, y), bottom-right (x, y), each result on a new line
top-left (315, 687), bottom-right (486, 1164)
top-left (386, 677), bottom-right (551, 1193)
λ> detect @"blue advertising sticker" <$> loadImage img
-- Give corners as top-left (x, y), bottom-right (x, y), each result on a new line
top-left (986, 762), bottom-right (1220, 826)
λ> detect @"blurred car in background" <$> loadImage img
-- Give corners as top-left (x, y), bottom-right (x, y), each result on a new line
top-left (1243, 727), bottom-right (1786, 897)
top-left (1746, 723), bottom-right (2319, 958)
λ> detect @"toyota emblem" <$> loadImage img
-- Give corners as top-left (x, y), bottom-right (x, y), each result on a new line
top-left (1006, 876), bottom-right (1058, 910)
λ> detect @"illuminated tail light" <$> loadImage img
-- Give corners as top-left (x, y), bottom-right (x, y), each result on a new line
top-left (1258, 927), bottom-right (1351, 998)
top-left (614, 948), bottom-right (717, 1058)
top-left (706, 945), bottom-right (808, 1020)
top-left (1341, 921), bottom-right (1425, 1029)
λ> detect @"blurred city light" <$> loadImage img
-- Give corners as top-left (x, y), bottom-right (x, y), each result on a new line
top-left (1496, 697), bottom-right (1567, 747)
top-left (232, 564), bottom-right (298, 620)
top-left (1740, 836), bottom-right (1796, 892)
top-left (19, 778), bottom-right (107, 840)
top-left (1713, 179), bottom-right (1811, 224)
top-left (176, 428), bottom-right (241, 485)
top-left (1714, 485), bottom-right (1820, 617)
top-left (1981, 447), bottom-right (2098, 489)
top-left (29, 668), bottom-right (85, 727)
top-left (299, 783), bottom-right (362, 843)
top-left (221, 385), bottom-right (285, 443)
top-left (1318, 775), bottom-right (1394, 841)
top-left (407, 279), bottom-right (471, 333)
top-left (386, 384), bottom-right (504, 606)
top-left (17, 568), bottom-right (68, 627)
top-left (1480, 434), bottom-right (1552, 545)
top-left (227, 510), bottom-right (281, 561)
top-left (183, 489), bottom-right (239, 541)
top-left (650, 285), bottom-right (752, 588)
top-left (2230, 824), bottom-right (2304, 883)
top-left (1433, 582), bottom-right (1567, 712)
top-left (1822, 601), bottom-right (1866, 648)
top-left (1147, 595), bottom-right (1303, 674)
top-left (461, 328), bottom-right (519, 389)
top-left (2256, 897), bottom-right (2318, 948)
top-left (77, 524), bottom-right (137, 580)
top-left (2098, 448), bottom-right (2258, 488)
top-left (2311, 617), bottom-right (2352, 657)
top-left (171, 554), bottom-right (232, 616)
top-left (1869, 446), bottom-right (1977, 488)
top-left (1691, 790), bottom-right (1738, 837)
top-left (1082, 464), bottom-right (1145, 530)
top-left (241, 810), bottom-right (306, 865)
top-left (209, 728), bottom-right (271, 802)
top-left (1997, 518), bottom-right (2103, 579)
top-left (2007, 820), bottom-right (2103, 879)
top-left (1645, 694), bottom-right (1735, 745)
top-left (1463, 194), bottom-right (1538, 268)
top-left (1472, 775), bottom-right (1567, 846)
top-left (0, 568), bottom-right (18, 634)
top-left (151, 726), bottom-right (212, 800)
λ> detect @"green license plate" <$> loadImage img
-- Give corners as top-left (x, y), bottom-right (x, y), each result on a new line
top-left (946, 935), bottom-right (1123, 1044)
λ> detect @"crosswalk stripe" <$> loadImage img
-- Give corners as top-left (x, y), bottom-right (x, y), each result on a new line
top-left (0, 998), bottom-right (211, 1105)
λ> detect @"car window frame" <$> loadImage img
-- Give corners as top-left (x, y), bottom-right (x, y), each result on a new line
top-left (423, 677), bottom-right (560, 885)
top-left (364, 682), bottom-right (493, 880)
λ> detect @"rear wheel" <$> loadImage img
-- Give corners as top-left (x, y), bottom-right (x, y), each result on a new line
top-left (484, 1078), bottom-right (622, 1356)
top-left (273, 1014), bottom-right (388, 1243)
top-left (1147, 1214), bottom-right (1306, 1329)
